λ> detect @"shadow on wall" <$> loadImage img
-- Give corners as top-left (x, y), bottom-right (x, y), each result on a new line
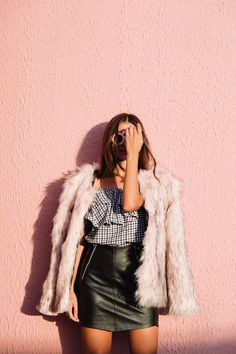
top-left (1, 335), bottom-right (236, 354)
top-left (20, 121), bottom-right (235, 354)
top-left (20, 121), bottom-right (105, 352)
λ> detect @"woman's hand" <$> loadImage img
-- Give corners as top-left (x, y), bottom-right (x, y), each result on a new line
top-left (125, 122), bottom-right (143, 157)
top-left (66, 289), bottom-right (80, 322)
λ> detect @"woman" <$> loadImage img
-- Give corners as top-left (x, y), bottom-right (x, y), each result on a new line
top-left (36, 113), bottom-right (200, 354)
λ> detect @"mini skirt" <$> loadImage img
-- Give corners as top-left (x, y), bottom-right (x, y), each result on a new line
top-left (74, 239), bottom-right (159, 332)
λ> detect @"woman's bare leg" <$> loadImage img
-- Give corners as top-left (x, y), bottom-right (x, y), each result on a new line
top-left (80, 325), bottom-right (113, 354)
top-left (127, 326), bottom-right (159, 354)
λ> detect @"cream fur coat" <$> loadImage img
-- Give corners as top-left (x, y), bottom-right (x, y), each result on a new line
top-left (36, 161), bottom-right (200, 317)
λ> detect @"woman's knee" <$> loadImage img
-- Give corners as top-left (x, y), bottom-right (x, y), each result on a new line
top-left (80, 326), bottom-right (112, 354)
top-left (127, 325), bottom-right (159, 354)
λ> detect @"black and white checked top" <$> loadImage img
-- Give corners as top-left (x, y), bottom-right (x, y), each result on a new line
top-left (82, 187), bottom-right (148, 246)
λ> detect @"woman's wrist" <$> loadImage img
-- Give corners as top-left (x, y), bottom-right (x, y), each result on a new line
top-left (126, 151), bottom-right (139, 162)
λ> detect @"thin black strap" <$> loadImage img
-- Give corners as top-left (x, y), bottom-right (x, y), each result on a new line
top-left (91, 169), bottom-right (98, 186)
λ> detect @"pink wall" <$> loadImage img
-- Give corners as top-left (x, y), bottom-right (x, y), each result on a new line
top-left (1, 1), bottom-right (235, 353)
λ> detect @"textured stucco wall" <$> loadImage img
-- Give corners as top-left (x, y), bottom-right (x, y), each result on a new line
top-left (0, 1), bottom-right (235, 353)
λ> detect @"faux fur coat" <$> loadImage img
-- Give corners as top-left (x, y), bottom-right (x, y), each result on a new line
top-left (36, 161), bottom-right (200, 317)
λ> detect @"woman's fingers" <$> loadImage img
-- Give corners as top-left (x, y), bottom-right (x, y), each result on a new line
top-left (125, 123), bottom-right (143, 154)
top-left (136, 122), bottom-right (141, 131)
top-left (67, 301), bottom-right (80, 322)
top-left (73, 301), bottom-right (79, 322)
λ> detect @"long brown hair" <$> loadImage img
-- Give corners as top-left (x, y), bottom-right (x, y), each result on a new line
top-left (96, 113), bottom-right (160, 183)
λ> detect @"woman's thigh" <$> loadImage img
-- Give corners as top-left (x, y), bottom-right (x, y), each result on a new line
top-left (80, 325), bottom-right (113, 354)
top-left (127, 325), bottom-right (159, 354)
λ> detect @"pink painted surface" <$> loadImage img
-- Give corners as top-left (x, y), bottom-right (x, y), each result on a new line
top-left (0, 1), bottom-right (235, 353)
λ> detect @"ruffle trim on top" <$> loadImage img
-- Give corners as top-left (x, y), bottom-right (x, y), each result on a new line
top-left (83, 188), bottom-right (140, 228)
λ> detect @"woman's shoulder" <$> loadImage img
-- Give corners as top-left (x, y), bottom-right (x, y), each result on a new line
top-left (156, 164), bottom-right (184, 199)
top-left (63, 161), bottom-right (183, 199)
top-left (140, 163), bottom-right (182, 187)
top-left (62, 162), bottom-right (99, 187)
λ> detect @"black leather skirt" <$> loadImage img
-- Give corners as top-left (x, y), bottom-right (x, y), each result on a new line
top-left (74, 239), bottom-right (159, 332)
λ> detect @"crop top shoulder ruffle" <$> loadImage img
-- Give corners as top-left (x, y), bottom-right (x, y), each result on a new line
top-left (82, 187), bottom-right (148, 246)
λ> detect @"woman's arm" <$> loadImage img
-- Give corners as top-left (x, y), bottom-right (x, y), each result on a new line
top-left (123, 123), bottom-right (144, 211)
top-left (164, 175), bottom-right (200, 315)
top-left (123, 153), bottom-right (144, 211)
top-left (70, 233), bottom-right (85, 292)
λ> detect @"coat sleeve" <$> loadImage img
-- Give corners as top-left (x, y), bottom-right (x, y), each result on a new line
top-left (164, 173), bottom-right (200, 316)
top-left (36, 169), bottom-right (83, 316)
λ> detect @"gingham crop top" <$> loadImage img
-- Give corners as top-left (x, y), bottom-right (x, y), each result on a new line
top-left (81, 187), bottom-right (148, 247)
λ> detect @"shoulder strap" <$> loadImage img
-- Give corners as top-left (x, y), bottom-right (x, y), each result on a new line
top-left (91, 169), bottom-right (98, 186)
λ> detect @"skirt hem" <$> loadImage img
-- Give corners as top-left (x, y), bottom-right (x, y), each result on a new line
top-left (78, 322), bottom-right (159, 332)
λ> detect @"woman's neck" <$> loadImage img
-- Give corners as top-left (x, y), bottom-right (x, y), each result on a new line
top-left (113, 160), bottom-right (127, 177)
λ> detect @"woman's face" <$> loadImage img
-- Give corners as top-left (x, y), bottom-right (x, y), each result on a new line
top-left (113, 121), bottom-right (136, 162)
